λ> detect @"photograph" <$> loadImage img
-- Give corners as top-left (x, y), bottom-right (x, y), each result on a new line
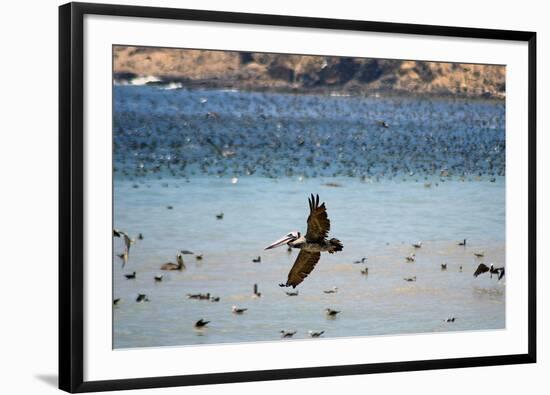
top-left (111, 45), bottom-right (506, 349)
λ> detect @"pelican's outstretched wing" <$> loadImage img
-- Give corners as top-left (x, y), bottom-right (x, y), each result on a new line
top-left (305, 194), bottom-right (330, 242)
top-left (285, 250), bottom-right (321, 288)
top-left (473, 263), bottom-right (490, 277)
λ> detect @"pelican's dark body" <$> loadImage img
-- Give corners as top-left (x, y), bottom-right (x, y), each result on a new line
top-left (288, 238), bottom-right (343, 254)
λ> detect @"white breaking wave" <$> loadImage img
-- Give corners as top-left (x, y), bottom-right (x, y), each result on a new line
top-left (130, 75), bottom-right (162, 86)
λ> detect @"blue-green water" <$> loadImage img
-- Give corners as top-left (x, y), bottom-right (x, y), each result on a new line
top-left (113, 87), bottom-right (505, 349)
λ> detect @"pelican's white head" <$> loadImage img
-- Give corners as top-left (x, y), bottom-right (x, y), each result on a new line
top-left (264, 231), bottom-right (300, 250)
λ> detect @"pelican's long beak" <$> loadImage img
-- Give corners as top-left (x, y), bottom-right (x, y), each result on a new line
top-left (265, 235), bottom-right (293, 250)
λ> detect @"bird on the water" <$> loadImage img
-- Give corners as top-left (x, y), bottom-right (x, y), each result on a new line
top-left (154, 274), bottom-right (163, 282)
top-left (265, 194), bottom-right (343, 288)
top-left (474, 252), bottom-right (485, 258)
top-left (280, 330), bottom-right (297, 338)
top-left (195, 319), bottom-right (210, 328)
top-left (412, 241), bottom-right (423, 249)
top-left (308, 330), bottom-right (325, 338)
top-left (160, 254), bottom-right (185, 270)
top-left (124, 272), bottom-right (136, 279)
top-left (405, 253), bottom-right (416, 262)
top-left (136, 294), bottom-right (149, 302)
top-left (285, 290), bottom-right (299, 296)
top-left (113, 298), bottom-right (121, 305)
top-left (252, 256), bottom-right (261, 263)
top-left (232, 306), bottom-right (248, 314)
top-left (353, 257), bottom-right (367, 264)
top-left (323, 287), bottom-right (338, 294)
top-left (252, 283), bottom-right (262, 298)
top-left (473, 263), bottom-right (505, 280)
top-left (404, 276), bottom-right (416, 282)
top-left (216, 213), bottom-right (224, 220)
top-left (325, 308), bottom-right (340, 317)
top-left (187, 293), bottom-right (211, 300)
top-left (360, 267), bottom-right (369, 275)
top-left (441, 263), bottom-right (447, 270)
top-left (458, 239), bottom-right (467, 246)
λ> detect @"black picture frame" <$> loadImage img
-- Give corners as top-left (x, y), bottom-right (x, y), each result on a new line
top-left (59, 2), bottom-right (537, 392)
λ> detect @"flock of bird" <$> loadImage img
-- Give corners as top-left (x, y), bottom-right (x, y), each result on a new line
top-left (113, 88), bottom-right (505, 183)
top-left (114, 193), bottom-right (504, 341)
top-left (111, 84), bottom-right (505, 346)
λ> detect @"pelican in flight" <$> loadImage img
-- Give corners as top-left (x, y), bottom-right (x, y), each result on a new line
top-left (265, 194), bottom-right (343, 288)
top-left (474, 263), bottom-right (505, 280)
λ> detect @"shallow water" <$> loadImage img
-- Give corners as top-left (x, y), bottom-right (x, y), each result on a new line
top-left (113, 177), bottom-right (504, 348)
top-left (113, 87), bottom-right (505, 349)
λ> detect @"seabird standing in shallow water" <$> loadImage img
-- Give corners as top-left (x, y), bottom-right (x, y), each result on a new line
top-left (252, 284), bottom-right (262, 298)
top-left (265, 194), bottom-right (343, 288)
top-left (160, 254), bottom-right (185, 270)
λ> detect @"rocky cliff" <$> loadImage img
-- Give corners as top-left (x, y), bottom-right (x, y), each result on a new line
top-left (113, 46), bottom-right (505, 99)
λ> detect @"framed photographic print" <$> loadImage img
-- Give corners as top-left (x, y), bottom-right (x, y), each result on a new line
top-left (59, 2), bottom-right (537, 392)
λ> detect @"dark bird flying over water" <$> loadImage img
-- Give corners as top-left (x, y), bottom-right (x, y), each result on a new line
top-left (473, 263), bottom-right (505, 280)
top-left (114, 229), bottom-right (134, 267)
top-left (265, 194), bottom-right (343, 288)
